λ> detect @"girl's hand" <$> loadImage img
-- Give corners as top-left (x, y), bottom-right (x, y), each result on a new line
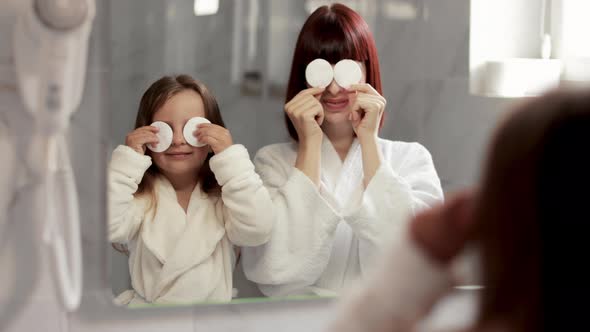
top-left (194, 123), bottom-right (233, 154)
top-left (125, 126), bottom-right (159, 154)
top-left (348, 84), bottom-right (386, 142)
top-left (284, 87), bottom-right (325, 142)
top-left (410, 191), bottom-right (476, 264)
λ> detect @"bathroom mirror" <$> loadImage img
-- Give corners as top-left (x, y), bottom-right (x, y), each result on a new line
top-left (108, 0), bottom-right (489, 308)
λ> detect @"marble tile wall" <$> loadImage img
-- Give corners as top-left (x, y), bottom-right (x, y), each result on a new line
top-left (374, 0), bottom-right (515, 191)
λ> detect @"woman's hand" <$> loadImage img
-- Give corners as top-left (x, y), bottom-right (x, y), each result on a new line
top-left (349, 84), bottom-right (386, 142)
top-left (410, 191), bottom-right (476, 264)
top-left (194, 123), bottom-right (233, 154)
top-left (125, 126), bottom-right (159, 154)
top-left (285, 87), bottom-right (325, 143)
top-left (286, 87), bottom-right (325, 185)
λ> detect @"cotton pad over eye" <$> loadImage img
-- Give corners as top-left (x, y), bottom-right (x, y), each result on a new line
top-left (148, 121), bottom-right (173, 152)
top-left (334, 59), bottom-right (362, 89)
top-left (305, 58), bottom-right (334, 88)
top-left (183, 117), bottom-right (211, 147)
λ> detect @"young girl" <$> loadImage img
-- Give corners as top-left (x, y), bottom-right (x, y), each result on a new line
top-left (108, 75), bottom-right (273, 305)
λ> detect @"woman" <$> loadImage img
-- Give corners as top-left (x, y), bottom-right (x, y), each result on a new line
top-left (241, 3), bottom-right (443, 297)
top-left (329, 89), bottom-right (590, 331)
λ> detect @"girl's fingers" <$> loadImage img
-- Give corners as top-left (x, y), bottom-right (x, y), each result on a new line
top-left (197, 133), bottom-right (221, 147)
top-left (195, 126), bottom-right (229, 140)
top-left (143, 134), bottom-right (160, 144)
top-left (196, 123), bottom-right (216, 129)
top-left (140, 125), bottom-right (160, 133)
top-left (128, 132), bottom-right (159, 145)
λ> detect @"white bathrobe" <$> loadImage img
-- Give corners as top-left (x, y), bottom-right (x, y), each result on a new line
top-left (328, 230), bottom-right (457, 332)
top-left (108, 144), bottom-right (273, 305)
top-left (241, 137), bottom-right (443, 297)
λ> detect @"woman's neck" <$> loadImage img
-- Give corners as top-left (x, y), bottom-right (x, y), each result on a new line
top-left (322, 123), bottom-right (355, 161)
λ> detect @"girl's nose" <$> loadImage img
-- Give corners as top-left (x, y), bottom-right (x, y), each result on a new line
top-left (171, 128), bottom-right (186, 146)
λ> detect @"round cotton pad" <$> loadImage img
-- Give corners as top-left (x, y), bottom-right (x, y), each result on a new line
top-left (305, 58), bottom-right (334, 88)
top-left (183, 117), bottom-right (211, 147)
top-left (148, 121), bottom-right (173, 153)
top-left (334, 59), bottom-right (362, 89)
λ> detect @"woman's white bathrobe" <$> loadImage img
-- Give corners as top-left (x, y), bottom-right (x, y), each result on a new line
top-left (328, 230), bottom-right (460, 332)
top-left (241, 138), bottom-right (443, 296)
top-left (108, 144), bottom-right (273, 305)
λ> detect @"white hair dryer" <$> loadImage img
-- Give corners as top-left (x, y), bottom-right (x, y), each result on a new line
top-left (0, 117), bottom-right (15, 246)
top-left (13, 0), bottom-right (95, 312)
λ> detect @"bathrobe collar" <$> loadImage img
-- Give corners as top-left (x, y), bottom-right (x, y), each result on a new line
top-left (320, 137), bottom-right (364, 209)
top-left (319, 137), bottom-right (365, 289)
top-left (140, 177), bottom-right (226, 300)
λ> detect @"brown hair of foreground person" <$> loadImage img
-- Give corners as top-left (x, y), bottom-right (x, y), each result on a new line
top-left (474, 89), bottom-right (590, 331)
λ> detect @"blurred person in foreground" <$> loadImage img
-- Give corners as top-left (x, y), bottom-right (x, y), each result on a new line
top-left (329, 89), bottom-right (590, 332)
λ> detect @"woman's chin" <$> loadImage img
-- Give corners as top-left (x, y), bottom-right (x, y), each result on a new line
top-left (323, 112), bottom-right (352, 126)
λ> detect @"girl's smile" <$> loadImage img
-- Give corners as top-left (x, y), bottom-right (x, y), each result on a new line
top-left (165, 150), bottom-right (194, 160)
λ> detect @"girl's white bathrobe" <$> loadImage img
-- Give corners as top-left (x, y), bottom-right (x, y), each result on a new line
top-left (241, 137), bottom-right (443, 297)
top-left (109, 144), bottom-right (273, 305)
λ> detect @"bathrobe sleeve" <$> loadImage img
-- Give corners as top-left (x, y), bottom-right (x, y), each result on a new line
top-left (240, 145), bottom-right (343, 296)
top-left (209, 144), bottom-right (274, 247)
top-left (108, 145), bottom-right (152, 243)
top-left (328, 230), bottom-right (453, 332)
top-left (344, 142), bottom-right (444, 274)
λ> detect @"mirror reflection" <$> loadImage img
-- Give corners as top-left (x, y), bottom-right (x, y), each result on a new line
top-left (108, 0), bottom-right (446, 307)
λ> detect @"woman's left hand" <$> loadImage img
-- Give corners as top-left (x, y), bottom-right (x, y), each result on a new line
top-left (410, 191), bottom-right (476, 264)
top-left (194, 123), bottom-right (233, 154)
top-left (348, 83), bottom-right (386, 141)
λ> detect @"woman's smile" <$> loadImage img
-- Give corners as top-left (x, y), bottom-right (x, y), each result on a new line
top-left (322, 97), bottom-right (350, 111)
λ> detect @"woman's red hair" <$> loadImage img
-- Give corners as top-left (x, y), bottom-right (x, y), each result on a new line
top-left (284, 3), bottom-right (383, 141)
